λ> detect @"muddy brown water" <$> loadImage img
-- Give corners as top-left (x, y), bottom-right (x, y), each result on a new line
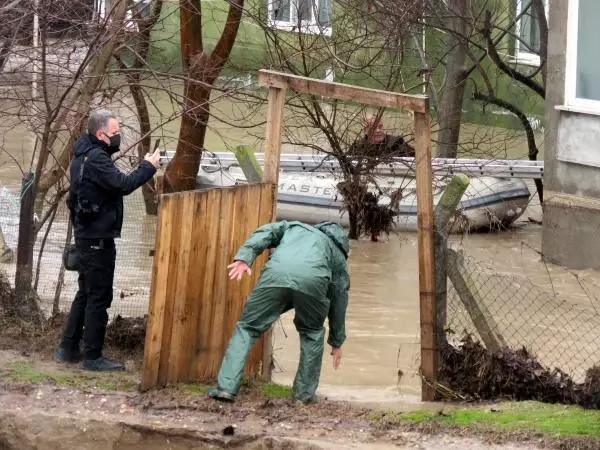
top-left (2, 97), bottom-right (599, 404)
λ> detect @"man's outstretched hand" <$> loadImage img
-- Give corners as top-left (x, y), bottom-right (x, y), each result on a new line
top-left (331, 347), bottom-right (342, 370)
top-left (227, 260), bottom-right (251, 281)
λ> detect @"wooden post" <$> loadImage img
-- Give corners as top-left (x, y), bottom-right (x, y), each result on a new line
top-left (259, 84), bottom-right (287, 381)
top-left (434, 174), bottom-right (470, 347)
top-left (414, 112), bottom-right (436, 401)
top-left (446, 249), bottom-right (507, 353)
top-left (235, 144), bottom-right (264, 183)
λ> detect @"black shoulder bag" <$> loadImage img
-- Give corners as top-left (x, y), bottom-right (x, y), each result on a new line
top-left (62, 150), bottom-right (90, 271)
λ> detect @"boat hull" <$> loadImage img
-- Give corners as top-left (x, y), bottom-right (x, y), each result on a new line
top-left (195, 166), bottom-right (531, 233)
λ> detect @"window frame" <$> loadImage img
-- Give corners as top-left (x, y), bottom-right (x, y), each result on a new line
top-left (564, 0), bottom-right (600, 111)
top-left (513, 0), bottom-right (549, 67)
top-left (267, 0), bottom-right (332, 37)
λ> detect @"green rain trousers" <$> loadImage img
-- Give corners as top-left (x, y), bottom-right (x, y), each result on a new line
top-left (216, 285), bottom-right (330, 403)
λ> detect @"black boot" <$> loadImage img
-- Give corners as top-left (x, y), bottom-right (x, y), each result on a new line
top-left (55, 347), bottom-right (83, 363)
top-left (82, 356), bottom-right (125, 372)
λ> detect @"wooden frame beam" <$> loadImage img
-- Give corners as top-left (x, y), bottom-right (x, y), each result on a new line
top-left (257, 69), bottom-right (437, 402)
top-left (258, 69), bottom-right (429, 114)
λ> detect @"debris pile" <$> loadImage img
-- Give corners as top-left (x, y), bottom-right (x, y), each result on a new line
top-left (105, 315), bottom-right (147, 351)
top-left (437, 334), bottom-right (600, 409)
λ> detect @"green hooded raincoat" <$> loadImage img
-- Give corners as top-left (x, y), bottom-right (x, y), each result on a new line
top-left (213, 220), bottom-right (350, 402)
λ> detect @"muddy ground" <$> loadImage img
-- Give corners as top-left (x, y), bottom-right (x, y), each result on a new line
top-left (0, 306), bottom-right (598, 449)
top-left (0, 349), bottom-right (599, 450)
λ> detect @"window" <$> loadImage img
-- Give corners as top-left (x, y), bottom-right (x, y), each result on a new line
top-left (268, 0), bottom-right (332, 36)
top-left (565, 0), bottom-right (600, 109)
top-left (96, 0), bottom-right (150, 30)
top-left (514, 0), bottom-right (548, 66)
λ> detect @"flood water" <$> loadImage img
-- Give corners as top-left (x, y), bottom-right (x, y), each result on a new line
top-left (1, 92), bottom-right (599, 405)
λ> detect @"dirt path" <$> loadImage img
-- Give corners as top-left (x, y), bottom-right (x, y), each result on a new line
top-left (0, 350), bottom-right (548, 450)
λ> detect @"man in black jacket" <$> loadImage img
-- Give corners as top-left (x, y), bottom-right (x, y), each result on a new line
top-left (56, 109), bottom-right (161, 372)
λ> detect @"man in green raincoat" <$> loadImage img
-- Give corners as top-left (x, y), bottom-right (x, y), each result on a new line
top-left (208, 220), bottom-right (350, 404)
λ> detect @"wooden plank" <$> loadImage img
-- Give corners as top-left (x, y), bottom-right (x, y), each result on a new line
top-left (233, 184), bottom-right (262, 378)
top-left (166, 191), bottom-right (196, 383)
top-left (186, 192), bottom-right (209, 380)
top-left (263, 86), bottom-right (287, 185)
top-left (414, 112), bottom-right (437, 402)
top-left (222, 185), bottom-right (249, 351)
top-left (208, 187), bottom-right (236, 376)
top-left (141, 194), bottom-right (174, 391)
top-left (157, 192), bottom-right (185, 386)
top-left (258, 69), bottom-right (429, 114)
top-left (194, 189), bottom-right (221, 380)
top-left (256, 184), bottom-right (277, 380)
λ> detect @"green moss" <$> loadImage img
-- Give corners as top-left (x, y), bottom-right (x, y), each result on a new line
top-left (395, 402), bottom-right (600, 437)
top-left (181, 383), bottom-right (211, 394)
top-left (262, 383), bottom-right (293, 398)
top-left (1, 361), bottom-right (137, 392)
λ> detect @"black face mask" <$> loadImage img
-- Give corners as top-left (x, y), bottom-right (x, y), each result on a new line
top-left (104, 133), bottom-right (121, 155)
top-left (107, 133), bottom-right (121, 151)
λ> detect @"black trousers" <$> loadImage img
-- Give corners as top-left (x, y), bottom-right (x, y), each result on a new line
top-left (60, 238), bottom-right (116, 360)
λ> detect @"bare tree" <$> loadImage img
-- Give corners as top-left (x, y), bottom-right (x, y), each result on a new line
top-left (369, 0), bottom-right (546, 200)
top-left (162, 0), bottom-right (245, 192)
top-left (243, 1), bottom-right (420, 239)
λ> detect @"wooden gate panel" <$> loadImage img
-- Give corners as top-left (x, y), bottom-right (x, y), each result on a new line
top-left (142, 183), bottom-right (276, 390)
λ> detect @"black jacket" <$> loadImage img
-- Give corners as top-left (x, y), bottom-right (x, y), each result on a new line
top-left (68, 134), bottom-right (156, 240)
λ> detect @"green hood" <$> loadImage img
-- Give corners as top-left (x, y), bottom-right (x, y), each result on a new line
top-left (314, 222), bottom-right (349, 259)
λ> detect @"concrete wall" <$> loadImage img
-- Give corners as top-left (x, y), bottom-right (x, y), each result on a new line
top-left (542, 0), bottom-right (600, 269)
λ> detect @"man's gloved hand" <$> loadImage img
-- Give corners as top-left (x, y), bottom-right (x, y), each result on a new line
top-left (227, 260), bottom-right (252, 281)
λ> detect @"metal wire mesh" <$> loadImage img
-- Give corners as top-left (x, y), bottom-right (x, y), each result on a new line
top-left (0, 184), bottom-right (155, 319)
top-left (445, 245), bottom-right (600, 382)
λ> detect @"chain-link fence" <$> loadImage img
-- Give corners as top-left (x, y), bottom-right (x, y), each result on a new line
top-left (0, 184), bottom-right (155, 319)
top-left (2, 178), bottom-right (600, 389)
top-left (445, 245), bottom-right (600, 383)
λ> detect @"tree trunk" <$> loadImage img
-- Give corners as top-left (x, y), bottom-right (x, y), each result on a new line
top-left (348, 209), bottom-right (359, 240)
top-left (123, 0), bottom-right (164, 215)
top-left (129, 76), bottom-right (159, 214)
top-left (13, 172), bottom-right (43, 323)
top-left (163, 0), bottom-right (244, 193)
top-left (436, 0), bottom-right (469, 158)
top-left (164, 75), bottom-right (212, 192)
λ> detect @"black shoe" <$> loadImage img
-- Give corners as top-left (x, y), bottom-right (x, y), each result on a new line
top-left (82, 356), bottom-right (125, 372)
top-left (55, 347), bottom-right (83, 363)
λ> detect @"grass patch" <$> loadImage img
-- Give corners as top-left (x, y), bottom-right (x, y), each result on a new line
top-left (181, 383), bottom-right (210, 394)
top-left (262, 383), bottom-right (293, 399)
top-left (0, 361), bottom-right (138, 392)
top-left (396, 402), bottom-right (600, 437)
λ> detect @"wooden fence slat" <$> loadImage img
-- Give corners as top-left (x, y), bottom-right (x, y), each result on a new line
top-left (157, 192), bottom-right (185, 385)
top-left (222, 185), bottom-right (250, 350)
top-left (208, 188), bottom-right (236, 375)
top-left (166, 192), bottom-right (196, 382)
top-left (141, 195), bottom-right (174, 391)
top-left (195, 188), bottom-right (221, 380)
top-left (186, 192), bottom-right (209, 380)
